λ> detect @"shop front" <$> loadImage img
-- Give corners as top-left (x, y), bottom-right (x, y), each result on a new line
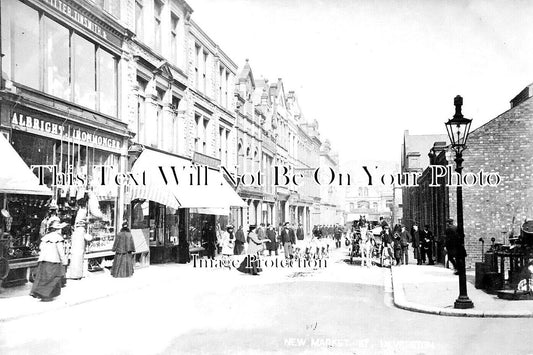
top-left (127, 146), bottom-right (245, 264)
top-left (0, 106), bottom-right (131, 285)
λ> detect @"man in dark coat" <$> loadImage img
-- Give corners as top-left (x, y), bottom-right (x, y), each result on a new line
top-left (234, 225), bottom-right (246, 255)
top-left (420, 225), bottom-right (434, 265)
top-left (296, 224), bottom-right (304, 241)
top-left (445, 219), bottom-right (459, 273)
top-left (281, 222), bottom-right (293, 259)
top-left (399, 225), bottom-right (411, 265)
top-left (411, 224), bottom-right (422, 265)
top-left (266, 224), bottom-right (278, 256)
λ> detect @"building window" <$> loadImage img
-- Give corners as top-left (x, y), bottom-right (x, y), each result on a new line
top-left (194, 114), bottom-right (201, 152)
top-left (135, 0), bottom-right (144, 41)
top-left (172, 96), bottom-right (181, 153)
top-left (96, 0), bottom-right (120, 18)
top-left (43, 16), bottom-right (70, 100)
top-left (2, 1), bottom-right (119, 116)
top-left (136, 77), bottom-right (148, 144)
top-left (225, 130), bottom-right (230, 166)
top-left (154, 0), bottom-right (163, 52)
top-left (219, 66), bottom-right (224, 105)
top-left (1, 0), bottom-right (40, 89)
top-left (98, 49), bottom-right (118, 116)
top-left (202, 118), bottom-right (208, 154)
top-left (170, 13), bottom-right (179, 65)
top-left (73, 33), bottom-right (96, 110)
top-left (224, 72), bottom-right (230, 108)
top-left (195, 44), bottom-right (201, 90)
top-left (202, 51), bottom-right (208, 94)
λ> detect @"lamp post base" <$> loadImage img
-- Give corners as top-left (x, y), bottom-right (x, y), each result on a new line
top-left (454, 295), bottom-right (474, 309)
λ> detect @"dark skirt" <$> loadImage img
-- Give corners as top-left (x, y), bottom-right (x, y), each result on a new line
top-left (111, 253), bottom-right (134, 278)
top-left (237, 255), bottom-right (262, 275)
top-left (30, 261), bottom-right (64, 300)
top-left (234, 241), bottom-right (245, 256)
top-left (266, 240), bottom-right (278, 251)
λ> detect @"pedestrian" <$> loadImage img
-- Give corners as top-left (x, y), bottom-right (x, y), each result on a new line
top-left (281, 222), bottom-right (292, 259)
top-left (220, 225), bottom-right (235, 267)
top-left (380, 225), bottom-right (394, 266)
top-left (393, 232), bottom-right (402, 266)
top-left (203, 221), bottom-right (217, 260)
top-left (237, 225), bottom-right (268, 275)
top-left (399, 225), bottom-right (411, 265)
top-left (257, 223), bottom-right (266, 255)
top-left (30, 220), bottom-right (69, 301)
top-left (111, 221), bottom-right (136, 278)
top-left (266, 224), bottom-right (278, 256)
top-left (67, 198), bottom-right (90, 280)
top-left (445, 218), bottom-right (459, 274)
top-left (39, 202), bottom-right (60, 240)
top-left (334, 224), bottom-right (342, 248)
top-left (421, 224), bottom-right (435, 265)
top-left (234, 225), bottom-right (245, 255)
top-left (411, 223), bottom-right (422, 265)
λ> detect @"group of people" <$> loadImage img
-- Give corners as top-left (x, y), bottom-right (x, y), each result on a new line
top-left (350, 216), bottom-right (464, 272)
top-left (215, 222), bottom-right (306, 264)
top-left (387, 223), bottom-right (435, 266)
top-left (30, 200), bottom-right (136, 302)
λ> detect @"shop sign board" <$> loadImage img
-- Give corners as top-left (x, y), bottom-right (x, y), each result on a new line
top-left (11, 111), bottom-right (122, 153)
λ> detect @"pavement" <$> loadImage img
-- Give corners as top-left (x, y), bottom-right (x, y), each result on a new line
top-left (391, 261), bottom-right (533, 318)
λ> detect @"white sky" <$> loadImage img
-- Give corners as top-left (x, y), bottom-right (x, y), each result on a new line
top-left (190, 0), bottom-right (533, 164)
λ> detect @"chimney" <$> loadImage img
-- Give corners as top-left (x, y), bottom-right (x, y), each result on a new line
top-left (510, 83), bottom-right (533, 108)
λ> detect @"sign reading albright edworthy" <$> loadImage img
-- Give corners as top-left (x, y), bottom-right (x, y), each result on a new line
top-left (38, 0), bottom-right (121, 48)
top-left (11, 111), bottom-right (122, 152)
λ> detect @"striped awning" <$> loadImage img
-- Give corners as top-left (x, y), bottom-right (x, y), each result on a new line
top-left (0, 133), bottom-right (52, 196)
top-left (125, 147), bottom-right (245, 210)
top-left (125, 148), bottom-right (186, 210)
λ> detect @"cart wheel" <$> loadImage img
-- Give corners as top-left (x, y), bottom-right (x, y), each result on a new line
top-left (517, 279), bottom-right (533, 292)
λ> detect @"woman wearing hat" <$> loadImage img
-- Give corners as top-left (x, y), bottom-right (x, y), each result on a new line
top-left (237, 225), bottom-right (268, 275)
top-left (220, 225), bottom-right (235, 267)
top-left (111, 221), bottom-right (136, 278)
top-left (30, 220), bottom-right (69, 301)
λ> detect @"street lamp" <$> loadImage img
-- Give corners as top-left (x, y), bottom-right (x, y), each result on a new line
top-left (445, 95), bottom-right (474, 309)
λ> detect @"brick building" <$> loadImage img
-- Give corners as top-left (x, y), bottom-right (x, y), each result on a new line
top-left (402, 86), bottom-right (533, 267)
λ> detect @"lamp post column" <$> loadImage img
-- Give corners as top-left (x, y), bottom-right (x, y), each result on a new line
top-left (454, 151), bottom-right (474, 309)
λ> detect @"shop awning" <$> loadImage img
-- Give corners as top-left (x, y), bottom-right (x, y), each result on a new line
top-left (126, 147), bottom-right (245, 210)
top-left (171, 168), bottom-right (246, 208)
top-left (0, 133), bottom-right (52, 196)
top-left (126, 148), bottom-right (186, 210)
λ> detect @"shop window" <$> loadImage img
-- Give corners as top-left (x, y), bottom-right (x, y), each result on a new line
top-left (73, 34), bottom-right (96, 110)
top-left (44, 16), bottom-right (70, 100)
top-left (1, 0), bottom-right (40, 89)
top-left (98, 49), bottom-right (118, 116)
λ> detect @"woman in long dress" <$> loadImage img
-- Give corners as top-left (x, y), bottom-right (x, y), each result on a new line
top-left (237, 225), bottom-right (268, 275)
top-left (67, 202), bottom-right (88, 280)
top-left (220, 225), bottom-right (235, 267)
top-left (31, 221), bottom-right (69, 301)
top-left (111, 221), bottom-right (135, 278)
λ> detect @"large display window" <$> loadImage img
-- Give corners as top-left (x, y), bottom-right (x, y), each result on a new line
top-left (1, 0), bottom-right (118, 117)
